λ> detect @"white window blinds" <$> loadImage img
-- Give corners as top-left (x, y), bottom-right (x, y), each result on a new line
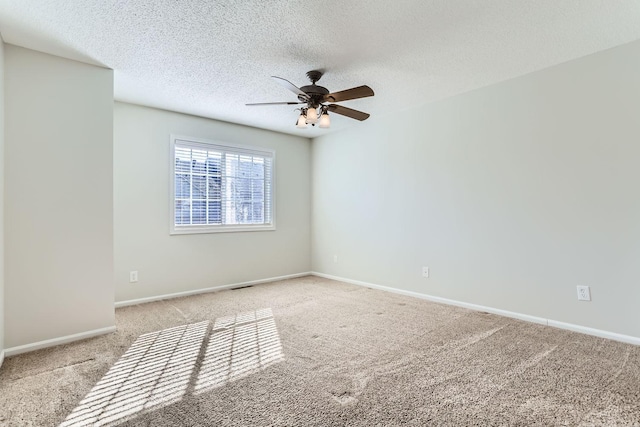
top-left (171, 136), bottom-right (275, 234)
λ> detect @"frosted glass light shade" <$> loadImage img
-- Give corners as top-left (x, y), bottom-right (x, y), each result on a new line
top-left (319, 112), bottom-right (330, 128)
top-left (306, 107), bottom-right (318, 124)
top-left (296, 114), bottom-right (307, 128)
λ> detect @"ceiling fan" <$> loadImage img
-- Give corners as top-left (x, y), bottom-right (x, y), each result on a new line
top-left (246, 70), bottom-right (374, 129)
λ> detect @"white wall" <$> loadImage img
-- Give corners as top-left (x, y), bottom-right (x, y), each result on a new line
top-left (0, 38), bottom-right (5, 364)
top-left (312, 40), bottom-right (640, 339)
top-left (114, 103), bottom-right (311, 302)
top-left (4, 45), bottom-right (114, 348)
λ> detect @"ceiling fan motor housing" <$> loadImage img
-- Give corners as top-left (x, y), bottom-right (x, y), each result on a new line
top-left (298, 84), bottom-right (329, 106)
top-left (298, 70), bottom-right (329, 106)
top-left (298, 70), bottom-right (329, 108)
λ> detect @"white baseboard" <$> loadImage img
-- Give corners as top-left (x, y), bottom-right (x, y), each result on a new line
top-left (115, 272), bottom-right (312, 308)
top-left (4, 326), bottom-right (117, 357)
top-left (0, 350), bottom-right (4, 368)
top-left (311, 271), bottom-right (640, 346)
top-left (546, 319), bottom-right (640, 346)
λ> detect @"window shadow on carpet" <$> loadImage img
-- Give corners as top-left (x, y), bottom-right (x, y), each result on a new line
top-left (59, 308), bottom-right (284, 427)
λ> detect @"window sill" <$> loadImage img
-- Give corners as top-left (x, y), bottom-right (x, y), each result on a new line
top-left (170, 224), bottom-right (276, 235)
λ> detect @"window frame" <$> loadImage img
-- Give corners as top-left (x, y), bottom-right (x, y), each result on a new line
top-left (169, 135), bottom-right (276, 235)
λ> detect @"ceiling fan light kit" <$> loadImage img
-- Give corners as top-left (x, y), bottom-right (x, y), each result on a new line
top-left (246, 70), bottom-right (374, 129)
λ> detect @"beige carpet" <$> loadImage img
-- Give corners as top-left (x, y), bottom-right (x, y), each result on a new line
top-left (1, 276), bottom-right (639, 426)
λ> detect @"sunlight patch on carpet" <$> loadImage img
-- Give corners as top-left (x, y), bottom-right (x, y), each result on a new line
top-left (194, 308), bottom-right (284, 394)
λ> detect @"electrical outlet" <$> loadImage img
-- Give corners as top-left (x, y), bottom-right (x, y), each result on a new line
top-left (333, 255), bottom-right (338, 263)
top-left (130, 271), bottom-right (139, 283)
top-left (577, 285), bottom-right (590, 301)
top-left (422, 266), bottom-right (429, 278)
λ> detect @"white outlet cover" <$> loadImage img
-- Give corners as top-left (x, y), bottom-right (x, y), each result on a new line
top-left (422, 266), bottom-right (429, 278)
top-left (577, 285), bottom-right (591, 301)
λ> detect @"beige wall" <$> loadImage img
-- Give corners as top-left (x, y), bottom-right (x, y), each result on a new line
top-left (114, 103), bottom-right (311, 303)
top-left (4, 45), bottom-right (114, 348)
top-left (312, 40), bottom-right (640, 338)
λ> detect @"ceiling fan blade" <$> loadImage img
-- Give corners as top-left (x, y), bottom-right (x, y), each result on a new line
top-left (246, 101), bottom-right (306, 106)
top-left (324, 85), bottom-right (374, 103)
top-left (271, 76), bottom-right (310, 100)
top-left (327, 104), bottom-right (370, 121)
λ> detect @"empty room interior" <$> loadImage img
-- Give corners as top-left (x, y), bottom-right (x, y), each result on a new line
top-left (1, 1), bottom-right (640, 426)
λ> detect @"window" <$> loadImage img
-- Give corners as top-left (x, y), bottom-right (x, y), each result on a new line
top-left (170, 135), bottom-right (275, 234)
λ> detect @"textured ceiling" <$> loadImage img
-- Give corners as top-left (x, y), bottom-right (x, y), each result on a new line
top-left (1, 1), bottom-right (640, 137)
